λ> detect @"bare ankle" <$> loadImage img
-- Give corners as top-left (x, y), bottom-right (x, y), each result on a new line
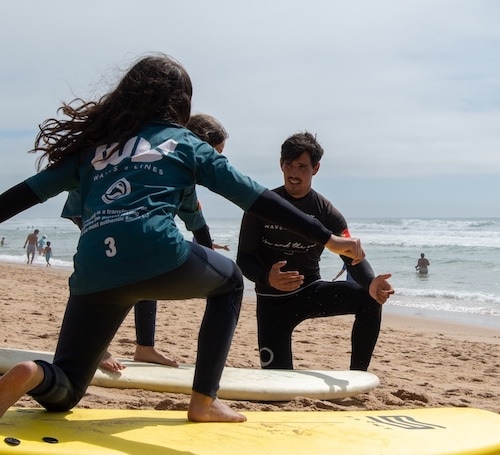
top-left (134, 345), bottom-right (178, 368)
top-left (188, 391), bottom-right (246, 423)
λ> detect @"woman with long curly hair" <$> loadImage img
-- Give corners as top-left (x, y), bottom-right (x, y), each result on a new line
top-left (0, 53), bottom-right (365, 423)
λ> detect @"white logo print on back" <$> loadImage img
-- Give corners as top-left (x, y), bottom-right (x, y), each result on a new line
top-left (92, 137), bottom-right (178, 205)
top-left (102, 178), bottom-right (132, 204)
top-left (91, 137), bottom-right (177, 170)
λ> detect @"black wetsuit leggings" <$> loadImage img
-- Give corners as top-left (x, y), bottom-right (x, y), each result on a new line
top-left (29, 243), bottom-right (243, 412)
top-left (134, 300), bottom-right (156, 346)
top-left (257, 280), bottom-right (382, 371)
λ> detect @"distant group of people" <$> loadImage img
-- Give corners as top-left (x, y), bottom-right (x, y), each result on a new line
top-left (22, 229), bottom-right (52, 266)
top-left (0, 53), bottom-right (393, 423)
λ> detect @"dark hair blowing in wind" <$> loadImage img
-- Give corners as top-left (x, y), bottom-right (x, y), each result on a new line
top-left (31, 53), bottom-right (193, 170)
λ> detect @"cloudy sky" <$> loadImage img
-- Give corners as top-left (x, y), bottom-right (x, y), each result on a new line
top-left (1, 0), bottom-right (499, 220)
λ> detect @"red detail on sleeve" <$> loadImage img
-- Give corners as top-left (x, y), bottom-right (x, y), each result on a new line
top-left (341, 228), bottom-right (351, 238)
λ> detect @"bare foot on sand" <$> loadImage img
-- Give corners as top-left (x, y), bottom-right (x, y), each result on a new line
top-left (99, 351), bottom-right (126, 373)
top-left (134, 345), bottom-right (178, 367)
top-left (0, 361), bottom-right (44, 418)
top-left (187, 391), bottom-right (246, 422)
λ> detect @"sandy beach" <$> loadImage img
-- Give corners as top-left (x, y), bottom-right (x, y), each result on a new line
top-left (0, 262), bottom-right (498, 414)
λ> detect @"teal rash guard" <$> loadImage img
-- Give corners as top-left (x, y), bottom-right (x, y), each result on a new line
top-left (25, 121), bottom-right (265, 295)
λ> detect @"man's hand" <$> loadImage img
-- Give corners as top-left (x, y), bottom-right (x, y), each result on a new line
top-left (369, 273), bottom-right (394, 304)
top-left (268, 260), bottom-right (304, 292)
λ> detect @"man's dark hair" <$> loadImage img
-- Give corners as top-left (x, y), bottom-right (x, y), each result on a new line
top-left (280, 131), bottom-right (324, 167)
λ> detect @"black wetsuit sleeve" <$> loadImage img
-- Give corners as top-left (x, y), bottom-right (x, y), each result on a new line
top-left (247, 189), bottom-right (332, 244)
top-left (344, 259), bottom-right (375, 291)
top-left (237, 211), bottom-right (269, 285)
top-left (193, 224), bottom-right (213, 249)
top-left (318, 195), bottom-right (376, 291)
top-left (0, 182), bottom-right (42, 223)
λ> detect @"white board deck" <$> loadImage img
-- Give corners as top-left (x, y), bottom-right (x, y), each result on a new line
top-left (0, 348), bottom-right (379, 401)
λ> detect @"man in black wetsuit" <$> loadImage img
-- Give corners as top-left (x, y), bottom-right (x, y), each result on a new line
top-left (237, 132), bottom-right (394, 371)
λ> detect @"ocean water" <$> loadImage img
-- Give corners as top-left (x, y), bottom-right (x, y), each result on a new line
top-left (1, 217), bottom-right (499, 329)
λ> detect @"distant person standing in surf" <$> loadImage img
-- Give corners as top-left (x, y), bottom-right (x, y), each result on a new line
top-left (415, 253), bottom-right (430, 274)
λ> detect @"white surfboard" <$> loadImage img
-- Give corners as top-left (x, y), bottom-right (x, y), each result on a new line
top-left (0, 348), bottom-right (379, 401)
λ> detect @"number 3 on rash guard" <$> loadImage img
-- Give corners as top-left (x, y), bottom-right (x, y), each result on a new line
top-left (105, 237), bottom-right (117, 257)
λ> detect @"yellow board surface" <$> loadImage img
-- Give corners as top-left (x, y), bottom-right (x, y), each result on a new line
top-left (1, 407), bottom-right (499, 455)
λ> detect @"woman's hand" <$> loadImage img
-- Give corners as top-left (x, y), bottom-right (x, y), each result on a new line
top-left (325, 235), bottom-right (365, 264)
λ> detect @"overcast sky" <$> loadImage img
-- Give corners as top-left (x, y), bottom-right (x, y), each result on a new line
top-left (1, 0), bottom-right (499, 220)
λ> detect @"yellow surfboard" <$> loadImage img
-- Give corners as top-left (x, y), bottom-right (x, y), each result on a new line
top-left (1, 407), bottom-right (499, 454)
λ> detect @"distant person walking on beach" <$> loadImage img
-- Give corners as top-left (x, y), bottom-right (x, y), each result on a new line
top-left (37, 235), bottom-right (47, 256)
top-left (415, 253), bottom-right (430, 274)
top-left (332, 262), bottom-right (355, 282)
top-left (23, 229), bottom-right (39, 264)
top-left (44, 242), bottom-right (52, 267)
top-left (1, 237), bottom-right (4, 246)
